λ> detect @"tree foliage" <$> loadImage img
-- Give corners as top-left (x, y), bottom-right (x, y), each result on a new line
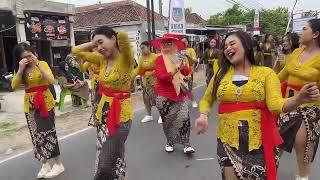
top-left (185, 7), bottom-right (192, 15)
top-left (208, 5), bottom-right (289, 35)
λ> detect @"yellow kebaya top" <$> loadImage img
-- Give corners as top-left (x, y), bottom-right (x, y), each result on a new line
top-left (132, 53), bottom-right (157, 87)
top-left (199, 66), bottom-right (285, 151)
top-left (72, 31), bottom-right (134, 123)
top-left (11, 61), bottom-right (56, 113)
top-left (278, 48), bottom-right (320, 107)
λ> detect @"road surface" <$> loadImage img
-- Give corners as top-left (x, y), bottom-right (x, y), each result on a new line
top-left (0, 86), bottom-right (319, 180)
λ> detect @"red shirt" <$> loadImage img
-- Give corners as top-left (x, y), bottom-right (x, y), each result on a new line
top-left (154, 55), bottom-right (191, 101)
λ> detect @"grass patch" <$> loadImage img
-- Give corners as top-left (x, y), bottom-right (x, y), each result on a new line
top-left (0, 122), bottom-right (17, 130)
top-left (0, 122), bottom-right (27, 137)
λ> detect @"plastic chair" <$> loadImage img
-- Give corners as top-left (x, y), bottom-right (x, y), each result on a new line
top-left (58, 88), bottom-right (72, 112)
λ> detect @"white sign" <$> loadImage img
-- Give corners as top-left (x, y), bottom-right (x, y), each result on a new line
top-left (293, 16), bottom-right (317, 33)
top-left (169, 0), bottom-right (186, 34)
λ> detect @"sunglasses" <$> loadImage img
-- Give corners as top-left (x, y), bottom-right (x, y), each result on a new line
top-left (162, 40), bottom-right (173, 45)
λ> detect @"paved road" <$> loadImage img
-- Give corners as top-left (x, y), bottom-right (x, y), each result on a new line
top-left (0, 86), bottom-right (319, 180)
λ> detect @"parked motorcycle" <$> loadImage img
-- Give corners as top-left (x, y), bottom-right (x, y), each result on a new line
top-left (0, 72), bottom-right (13, 92)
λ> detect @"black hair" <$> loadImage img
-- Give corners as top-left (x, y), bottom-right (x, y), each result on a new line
top-left (91, 26), bottom-right (117, 39)
top-left (253, 39), bottom-right (262, 51)
top-left (140, 41), bottom-right (151, 47)
top-left (12, 42), bottom-right (37, 72)
top-left (182, 36), bottom-right (190, 47)
top-left (308, 19), bottom-right (320, 47)
top-left (209, 38), bottom-right (217, 48)
top-left (264, 34), bottom-right (273, 44)
top-left (283, 32), bottom-right (300, 54)
top-left (182, 36), bottom-right (190, 42)
top-left (65, 46), bottom-right (72, 54)
top-left (212, 31), bottom-right (256, 98)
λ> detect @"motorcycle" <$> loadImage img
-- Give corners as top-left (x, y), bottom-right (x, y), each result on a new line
top-left (0, 72), bottom-right (13, 92)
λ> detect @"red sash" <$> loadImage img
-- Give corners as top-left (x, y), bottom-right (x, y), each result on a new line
top-left (25, 85), bottom-right (49, 118)
top-left (98, 85), bottom-right (130, 136)
top-left (281, 81), bottom-right (303, 97)
top-left (93, 71), bottom-right (100, 75)
top-left (218, 102), bottom-right (283, 180)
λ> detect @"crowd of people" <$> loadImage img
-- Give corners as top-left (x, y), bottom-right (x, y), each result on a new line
top-left (10, 18), bottom-right (320, 180)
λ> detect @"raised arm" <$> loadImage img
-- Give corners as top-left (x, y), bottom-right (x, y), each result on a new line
top-left (117, 31), bottom-right (134, 67)
top-left (72, 43), bottom-right (103, 65)
top-left (80, 62), bottom-right (91, 73)
top-left (38, 61), bottom-right (55, 84)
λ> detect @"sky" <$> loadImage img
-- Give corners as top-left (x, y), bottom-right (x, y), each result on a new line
top-left (51, 0), bottom-right (320, 19)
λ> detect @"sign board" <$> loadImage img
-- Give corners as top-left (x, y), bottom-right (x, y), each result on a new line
top-left (169, 0), bottom-right (186, 34)
top-left (292, 12), bottom-right (318, 33)
top-left (24, 13), bottom-right (70, 41)
top-left (253, 9), bottom-right (260, 35)
top-left (293, 16), bottom-right (317, 33)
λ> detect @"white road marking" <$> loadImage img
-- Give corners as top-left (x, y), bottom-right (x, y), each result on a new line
top-left (196, 158), bottom-right (215, 161)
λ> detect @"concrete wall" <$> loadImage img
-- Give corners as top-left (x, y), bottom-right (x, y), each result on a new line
top-left (0, 0), bottom-right (14, 11)
top-left (0, 0), bottom-right (74, 15)
top-left (140, 20), bottom-right (167, 42)
top-left (24, 0), bottom-right (75, 15)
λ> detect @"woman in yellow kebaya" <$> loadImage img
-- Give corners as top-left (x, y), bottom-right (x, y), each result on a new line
top-left (12, 43), bottom-right (64, 179)
top-left (278, 19), bottom-right (320, 180)
top-left (132, 41), bottom-right (159, 123)
top-left (72, 26), bottom-right (134, 180)
top-left (195, 31), bottom-right (319, 180)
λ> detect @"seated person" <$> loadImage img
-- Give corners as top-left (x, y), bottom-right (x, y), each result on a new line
top-left (57, 61), bottom-right (89, 107)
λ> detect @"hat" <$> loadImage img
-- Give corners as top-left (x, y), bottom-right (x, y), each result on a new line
top-left (151, 33), bottom-right (186, 51)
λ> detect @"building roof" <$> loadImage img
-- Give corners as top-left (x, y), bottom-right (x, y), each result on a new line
top-left (74, 0), bottom-right (166, 30)
top-left (185, 13), bottom-right (207, 26)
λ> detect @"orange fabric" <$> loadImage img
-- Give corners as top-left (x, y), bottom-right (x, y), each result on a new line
top-left (139, 68), bottom-right (154, 76)
top-left (98, 85), bottom-right (130, 136)
top-left (218, 102), bottom-right (283, 180)
top-left (25, 86), bottom-right (49, 118)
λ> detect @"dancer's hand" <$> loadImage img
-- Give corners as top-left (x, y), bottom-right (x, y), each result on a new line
top-left (195, 113), bottom-right (208, 134)
top-left (297, 82), bottom-right (320, 104)
top-left (18, 58), bottom-right (30, 72)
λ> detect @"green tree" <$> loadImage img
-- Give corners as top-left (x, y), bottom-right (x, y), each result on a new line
top-left (185, 7), bottom-right (192, 15)
top-left (208, 5), bottom-right (289, 35)
top-left (260, 7), bottom-right (289, 35)
top-left (208, 5), bottom-right (252, 26)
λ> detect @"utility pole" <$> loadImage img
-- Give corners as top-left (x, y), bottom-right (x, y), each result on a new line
top-left (146, 0), bottom-right (151, 42)
top-left (159, 0), bottom-right (163, 16)
top-left (253, 0), bottom-right (260, 35)
top-left (285, 0), bottom-right (298, 34)
top-left (151, 0), bottom-right (156, 40)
